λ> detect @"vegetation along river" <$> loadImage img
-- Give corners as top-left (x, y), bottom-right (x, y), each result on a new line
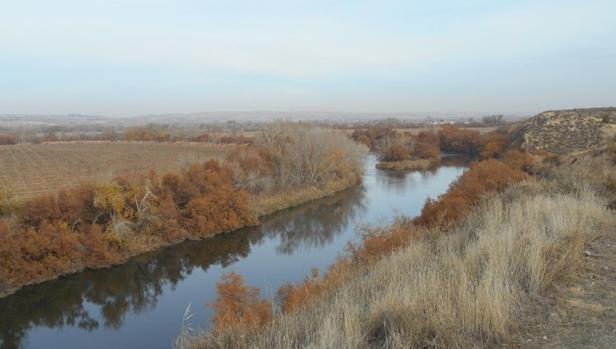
top-left (0, 155), bottom-right (467, 349)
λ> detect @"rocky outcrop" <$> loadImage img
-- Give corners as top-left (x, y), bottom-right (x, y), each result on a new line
top-left (510, 108), bottom-right (616, 154)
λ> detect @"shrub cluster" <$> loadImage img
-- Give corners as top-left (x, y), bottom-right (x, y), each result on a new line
top-left (377, 126), bottom-right (508, 165)
top-left (438, 125), bottom-right (509, 157)
top-left (413, 159), bottom-right (528, 227)
top-left (351, 127), bottom-right (396, 151)
top-left (229, 123), bottom-right (365, 193)
top-left (0, 160), bottom-right (256, 294)
top-left (210, 272), bottom-right (272, 330)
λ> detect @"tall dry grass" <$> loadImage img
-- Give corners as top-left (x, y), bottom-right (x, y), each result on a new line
top-left (188, 181), bottom-right (613, 348)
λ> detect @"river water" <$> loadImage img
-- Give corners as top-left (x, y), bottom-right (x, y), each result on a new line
top-left (0, 155), bottom-right (466, 349)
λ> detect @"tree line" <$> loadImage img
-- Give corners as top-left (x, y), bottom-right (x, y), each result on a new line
top-left (352, 125), bottom-right (509, 164)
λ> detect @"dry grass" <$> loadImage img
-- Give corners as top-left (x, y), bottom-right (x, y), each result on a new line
top-left (253, 176), bottom-right (360, 217)
top-left (541, 143), bottom-right (616, 207)
top-left (0, 142), bottom-right (233, 200)
top-left (188, 179), bottom-right (613, 348)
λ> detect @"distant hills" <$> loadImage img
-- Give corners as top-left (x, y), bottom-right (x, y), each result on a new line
top-left (1, 110), bottom-right (532, 128)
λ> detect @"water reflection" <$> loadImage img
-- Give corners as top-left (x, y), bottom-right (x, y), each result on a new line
top-left (375, 155), bottom-right (471, 193)
top-left (0, 185), bottom-right (366, 349)
top-left (262, 186), bottom-right (366, 254)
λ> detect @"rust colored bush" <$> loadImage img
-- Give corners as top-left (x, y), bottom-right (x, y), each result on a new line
top-left (438, 125), bottom-right (482, 155)
top-left (503, 149), bottom-right (534, 172)
top-left (380, 144), bottom-right (411, 162)
top-left (414, 159), bottom-right (527, 227)
top-left (0, 159), bottom-right (256, 295)
top-left (413, 132), bottom-right (441, 160)
top-left (347, 226), bottom-right (420, 264)
top-left (158, 160), bottom-right (257, 238)
top-left (480, 132), bottom-right (508, 159)
top-left (210, 272), bottom-right (272, 331)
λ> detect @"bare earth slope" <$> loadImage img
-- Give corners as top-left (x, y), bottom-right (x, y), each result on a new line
top-left (515, 227), bottom-right (616, 348)
top-left (511, 107), bottom-right (616, 154)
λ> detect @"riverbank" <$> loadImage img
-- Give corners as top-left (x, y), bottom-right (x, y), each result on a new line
top-left (0, 176), bottom-right (361, 299)
top-left (375, 159), bottom-right (435, 171)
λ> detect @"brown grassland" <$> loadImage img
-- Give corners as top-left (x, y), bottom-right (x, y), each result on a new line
top-left (0, 142), bottom-right (232, 200)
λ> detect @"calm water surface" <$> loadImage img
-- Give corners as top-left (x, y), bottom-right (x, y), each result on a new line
top-left (0, 156), bottom-right (466, 349)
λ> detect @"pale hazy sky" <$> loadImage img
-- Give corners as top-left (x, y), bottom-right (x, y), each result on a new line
top-left (1, 0), bottom-right (615, 117)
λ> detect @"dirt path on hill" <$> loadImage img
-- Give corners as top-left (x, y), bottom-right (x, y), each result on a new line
top-left (511, 228), bottom-right (616, 348)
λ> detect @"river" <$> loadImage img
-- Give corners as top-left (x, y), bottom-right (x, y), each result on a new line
top-left (0, 155), bottom-right (467, 349)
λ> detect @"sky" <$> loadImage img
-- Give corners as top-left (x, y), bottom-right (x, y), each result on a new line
top-left (1, 0), bottom-right (615, 117)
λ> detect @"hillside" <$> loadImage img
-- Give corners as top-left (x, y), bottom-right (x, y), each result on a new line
top-left (510, 107), bottom-right (616, 154)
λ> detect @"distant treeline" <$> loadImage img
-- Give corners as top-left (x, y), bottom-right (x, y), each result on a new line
top-left (352, 125), bottom-right (511, 165)
top-left (0, 115), bottom-right (509, 146)
top-left (0, 125), bottom-right (256, 145)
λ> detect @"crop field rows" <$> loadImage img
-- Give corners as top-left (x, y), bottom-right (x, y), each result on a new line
top-left (0, 142), bottom-right (232, 200)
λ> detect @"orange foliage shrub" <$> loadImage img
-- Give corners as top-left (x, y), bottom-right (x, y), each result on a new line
top-left (210, 272), bottom-right (272, 331)
top-left (0, 159), bottom-right (256, 295)
top-left (412, 131), bottom-right (441, 160)
top-left (438, 125), bottom-right (482, 155)
top-left (414, 159), bottom-right (527, 227)
top-left (503, 149), bottom-right (534, 172)
top-left (276, 268), bottom-right (324, 312)
top-left (480, 132), bottom-right (508, 159)
top-left (380, 144), bottom-right (411, 162)
top-left (155, 160), bottom-right (257, 239)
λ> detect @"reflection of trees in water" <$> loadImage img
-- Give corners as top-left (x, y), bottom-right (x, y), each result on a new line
top-left (0, 229), bottom-right (254, 349)
top-left (375, 157), bottom-right (469, 193)
top-left (259, 186), bottom-right (367, 254)
top-left (0, 186), bottom-right (366, 349)
top-left (440, 155), bottom-right (473, 168)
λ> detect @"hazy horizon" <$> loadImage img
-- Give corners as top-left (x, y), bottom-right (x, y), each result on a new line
top-left (2, 0), bottom-right (615, 117)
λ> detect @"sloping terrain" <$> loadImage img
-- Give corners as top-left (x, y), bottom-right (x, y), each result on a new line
top-left (510, 108), bottom-right (616, 154)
